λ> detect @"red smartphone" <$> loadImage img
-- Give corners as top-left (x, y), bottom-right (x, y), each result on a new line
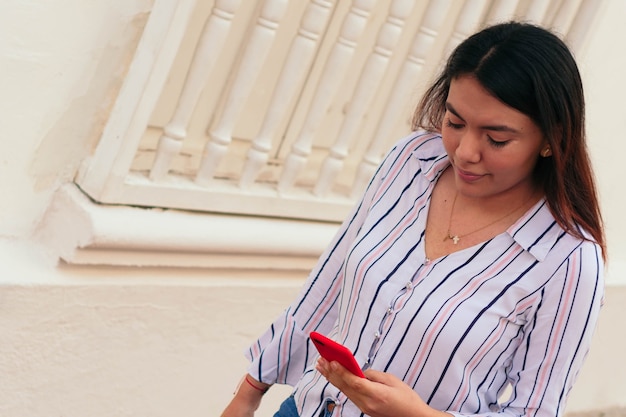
top-left (310, 331), bottom-right (365, 378)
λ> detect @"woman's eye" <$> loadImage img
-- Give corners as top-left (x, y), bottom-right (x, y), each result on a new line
top-left (488, 136), bottom-right (508, 148)
top-left (445, 118), bottom-right (464, 129)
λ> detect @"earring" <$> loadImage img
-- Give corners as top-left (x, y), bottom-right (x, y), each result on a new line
top-left (541, 147), bottom-right (552, 157)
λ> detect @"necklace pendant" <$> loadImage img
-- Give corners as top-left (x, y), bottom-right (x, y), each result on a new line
top-left (445, 233), bottom-right (460, 245)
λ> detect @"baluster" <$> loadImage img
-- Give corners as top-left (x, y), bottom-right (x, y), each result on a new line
top-left (149, 0), bottom-right (241, 182)
top-left (550, 0), bottom-right (583, 34)
top-left (277, 0), bottom-right (376, 193)
top-left (524, 0), bottom-right (552, 24)
top-left (565, 0), bottom-right (604, 53)
top-left (195, 0), bottom-right (288, 186)
top-left (314, 0), bottom-right (415, 197)
top-left (351, 0), bottom-right (453, 199)
top-left (444, 0), bottom-right (490, 55)
top-left (239, 0), bottom-right (335, 189)
top-left (485, 0), bottom-right (520, 24)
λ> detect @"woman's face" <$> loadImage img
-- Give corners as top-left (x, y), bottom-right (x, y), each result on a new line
top-left (442, 75), bottom-right (548, 202)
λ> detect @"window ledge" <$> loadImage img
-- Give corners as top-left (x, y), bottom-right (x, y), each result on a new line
top-left (35, 184), bottom-right (339, 270)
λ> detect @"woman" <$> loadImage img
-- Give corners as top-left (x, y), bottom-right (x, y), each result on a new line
top-left (220, 21), bottom-right (605, 417)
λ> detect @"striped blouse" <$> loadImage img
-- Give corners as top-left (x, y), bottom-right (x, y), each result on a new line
top-left (246, 131), bottom-right (604, 417)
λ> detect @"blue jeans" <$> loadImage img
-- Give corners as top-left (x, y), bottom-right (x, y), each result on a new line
top-left (273, 396), bottom-right (335, 417)
top-left (273, 396), bottom-right (299, 417)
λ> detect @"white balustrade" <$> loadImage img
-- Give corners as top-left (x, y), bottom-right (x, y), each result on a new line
top-left (239, 0), bottom-right (335, 189)
top-left (277, 0), bottom-right (376, 193)
top-left (351, 0), bottom-right (453, 198)
top-left (195, 0), bottom-right (288, 186)
top-left (445, 0), bottom-right (491, 55)
top-left (485, 0), bottom-right (521, 24)
top-left (314, 0), bottom-right (415, 197)
top-left (565, 0), bottom-right (604, 53)
top-left (525, 0), bottom-right (552, 24)
top-left (149, 0), bottom-right (241, 182)
top-left (80, 0), bottom-right (595, 222)
top-left (550, 0), bottom-right (581, 32)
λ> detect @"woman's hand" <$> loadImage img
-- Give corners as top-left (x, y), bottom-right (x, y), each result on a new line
top-left (220, 374), bottom-right (270, 417)
top-left (316, 358), bottom-right (450, 417)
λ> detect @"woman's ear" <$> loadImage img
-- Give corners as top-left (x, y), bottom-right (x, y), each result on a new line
top-left (541, 126), bottom-right (561, 158)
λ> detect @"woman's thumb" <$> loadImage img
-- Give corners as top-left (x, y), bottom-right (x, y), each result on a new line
top-left (363, 369), bottom-right (394, 384)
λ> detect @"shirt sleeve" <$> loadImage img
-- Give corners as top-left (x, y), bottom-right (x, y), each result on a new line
top-left (245, 138), bottom-right (409, 386)
top-left (448, 241), bottom-right (604, 417)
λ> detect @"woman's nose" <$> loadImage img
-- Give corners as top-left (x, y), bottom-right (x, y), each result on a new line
top-left (455, 130), bottom-right (481, 163)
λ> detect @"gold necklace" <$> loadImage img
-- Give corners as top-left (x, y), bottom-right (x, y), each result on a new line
top-left (444, 192), bottom-right (531, 245)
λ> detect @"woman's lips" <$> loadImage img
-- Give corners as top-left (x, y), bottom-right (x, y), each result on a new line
top-left (456, 167), bottom-right (484, 182)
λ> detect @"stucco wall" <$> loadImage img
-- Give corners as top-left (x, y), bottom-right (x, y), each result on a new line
top-left (0, 0), bottom-right (153, 237)
top-left (0, 1), bottom-right (625, 417)
top-left (0, 245), bottom-right (298, 416)
top-left (578, 0), bottom-right (626, 286)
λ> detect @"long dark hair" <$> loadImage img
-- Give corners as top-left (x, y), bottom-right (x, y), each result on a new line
top-left (413, 21), bottom-right (606, 260)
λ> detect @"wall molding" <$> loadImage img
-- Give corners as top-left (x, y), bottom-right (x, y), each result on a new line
top-left (34, 183), bottom-right (338, 270)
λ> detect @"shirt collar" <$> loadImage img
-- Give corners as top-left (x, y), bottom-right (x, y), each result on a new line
top-left (410, 132), bottom-right (449, 183)
top-left (507, 199), bottom-right (561, 262)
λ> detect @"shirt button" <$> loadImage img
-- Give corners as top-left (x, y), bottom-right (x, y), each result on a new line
top-left (405, 282), bottom-right (412, 290)
top-left (387, 307), bottom-right (393, 314)
top-left (374, 331), bottom-right (381, 339)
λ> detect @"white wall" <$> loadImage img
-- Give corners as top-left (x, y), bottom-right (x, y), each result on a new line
top-left (0, 1), bottom-right (624, 417)
top-left (0, 248), bottom-right (299, 417)
top-left (0, 0), bottom-right (153, 237)
top-left (578, 0), bottom-right (626, 286)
